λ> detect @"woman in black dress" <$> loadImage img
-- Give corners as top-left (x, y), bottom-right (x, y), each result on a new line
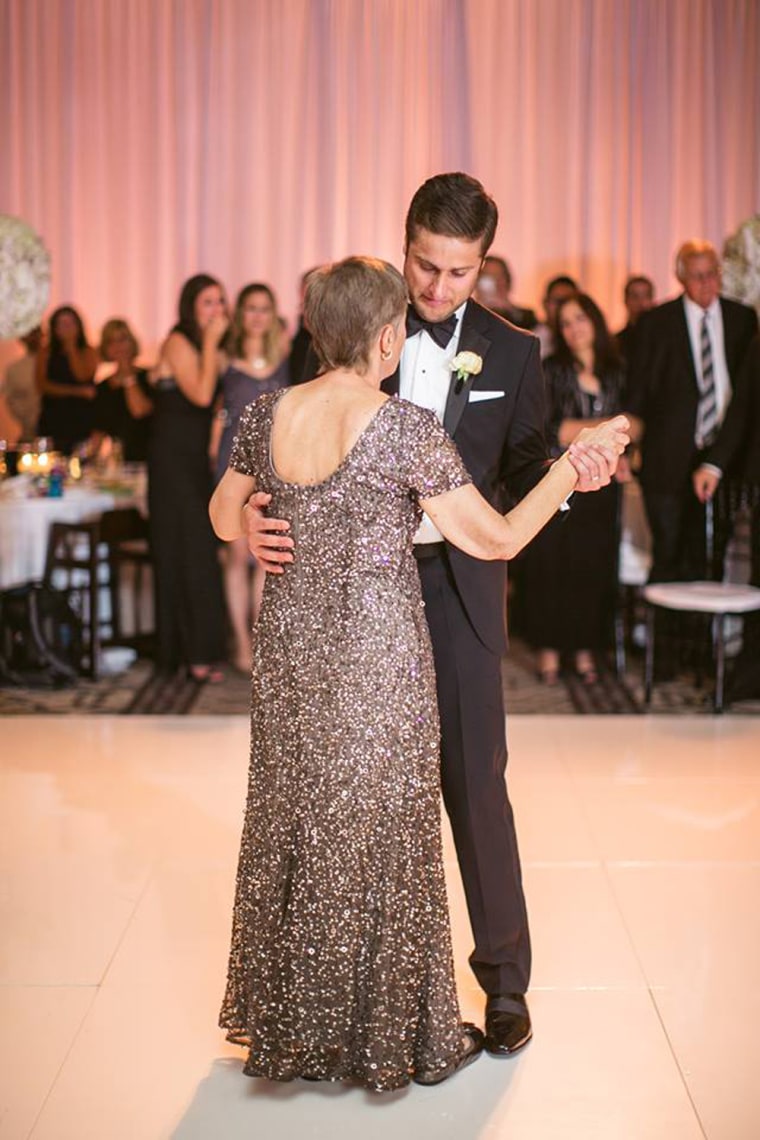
top-left (91, 318), bottom-right (153, 462)
top-left (36, 306), bottom-right (97, 454)
top-left (520, 293), bottom-right (638, 684)
top-left (148, 275), bottom-right (228, 680)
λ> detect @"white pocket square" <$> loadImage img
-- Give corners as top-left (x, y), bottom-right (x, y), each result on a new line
top-left (468, 390), bottom-right (505, 403)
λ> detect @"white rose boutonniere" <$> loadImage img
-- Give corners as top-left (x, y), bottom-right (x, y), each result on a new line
top-left (449, 350), bottom-right (483, 388)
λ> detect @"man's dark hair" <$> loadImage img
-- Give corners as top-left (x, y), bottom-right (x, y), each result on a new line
top-left (544, 274), bottom-right (579, 299)
top-left (405, 172), bottom-right (498, 256)
top-left (623, 274), bottom-right (654, 301)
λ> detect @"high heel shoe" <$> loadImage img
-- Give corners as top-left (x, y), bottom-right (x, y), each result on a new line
top-left (413, 1023), bottom-right (485, 1085)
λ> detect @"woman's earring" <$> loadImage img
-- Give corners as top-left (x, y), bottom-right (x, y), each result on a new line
top-left (380, 346), bottom-right (392, 361)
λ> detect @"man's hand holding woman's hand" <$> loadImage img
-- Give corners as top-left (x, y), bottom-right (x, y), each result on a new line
top-left (566, 415), bottom-right (631, 489)
top-left (245, 415), bottom-right (632, 574)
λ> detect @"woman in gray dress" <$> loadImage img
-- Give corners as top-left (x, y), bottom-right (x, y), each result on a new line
top-left (210, 257), bottom-right (628, 1091)
top-left (211, 283), bottom-right (290, 672)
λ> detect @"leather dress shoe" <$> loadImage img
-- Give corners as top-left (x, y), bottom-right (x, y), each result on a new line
top-left (484, 993), bottom-right (532, 1056)
top-left (413, 1022), bottom-right (485, 1085)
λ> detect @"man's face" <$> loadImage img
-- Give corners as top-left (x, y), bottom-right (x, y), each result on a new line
top-left (681, 254), bottom-right (721, 309)
top-left (404, 228), bottom-right (484, 323)
top-left (625, 281), bottom-right (654, 322)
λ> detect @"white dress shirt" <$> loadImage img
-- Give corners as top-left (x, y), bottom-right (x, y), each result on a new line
top-left (683, 295), bottom-right (731, 441)
top-left (399, 302), bottom-right (467, 543)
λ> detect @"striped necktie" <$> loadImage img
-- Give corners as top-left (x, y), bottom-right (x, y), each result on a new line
top-left (695, 311), bottom-right (718, 449)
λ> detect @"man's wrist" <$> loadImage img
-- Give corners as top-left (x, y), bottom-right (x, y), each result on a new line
top-left (700, 463), bottom-right (723, 480)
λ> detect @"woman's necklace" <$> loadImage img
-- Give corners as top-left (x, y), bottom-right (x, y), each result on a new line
top-left (249, 356), bottom-right (267, 370)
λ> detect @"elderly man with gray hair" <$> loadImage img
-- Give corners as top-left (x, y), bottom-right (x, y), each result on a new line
top-left (627, 239), bottom-right (757, 584)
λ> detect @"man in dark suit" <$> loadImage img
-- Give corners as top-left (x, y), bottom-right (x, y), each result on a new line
top-left (244, 172), bottom-right (619, 1057)
top-left (628, 240), bottom-right (758, 582)
top-left (694, 334), bottom-right (760, 696)
top-left (616, 274), bottom-right (655, 363)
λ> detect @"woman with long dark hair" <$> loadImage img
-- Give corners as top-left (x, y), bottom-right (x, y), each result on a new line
top-left (148, 274), bottom-right (228, 680)
top-left (210, 283), bottom-right (290, 672)
top-left (520, 292), bottom-right (639, 684)
top-left (36, 305), bottom-right (97, 453)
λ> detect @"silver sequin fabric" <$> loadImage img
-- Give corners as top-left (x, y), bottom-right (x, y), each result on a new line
top-left (219, 389), bottom-right (472, 1091)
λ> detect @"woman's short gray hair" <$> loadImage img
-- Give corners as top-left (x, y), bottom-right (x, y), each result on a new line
top-left (305, 256), bottom-right (408, 373)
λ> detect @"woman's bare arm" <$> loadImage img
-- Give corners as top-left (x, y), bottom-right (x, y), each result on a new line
top-left (162, 318), bottom-right (227, 407)
top-left (65, 345), bottom-right (97, 383)
top-left (209, 467), bottom-right (257, 541)
top-left (422, 416), bottom-right (630, 561)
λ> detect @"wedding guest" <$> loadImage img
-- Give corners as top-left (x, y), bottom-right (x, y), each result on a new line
top-left (520, 293), bottom-right (638, 683)
top-left (628, 240), bottom-right (758, 582)
top-left (148, 274), bottom-right (228, 681)
top-left (1, 326), bottom-right (43, 440)
top-left (475, 256), bottom-right (537, 329)
top-left (288, 267), bottom-right (320, 384)
top-left (210, 254), bottom-right (629, 1090)
top-left (91, 318), bottom-right (153, 462)
top-left (535, 274), bottom-right (579, 358)
top-left (616, 275), bottom-right (655, 362)
top-left (211, 284), bottom-right (290, 673)
top-left (36, 306), bottom-right (97, 454)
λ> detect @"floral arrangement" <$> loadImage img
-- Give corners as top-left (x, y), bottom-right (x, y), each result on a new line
top-left (0, 214), bottom-right (51, 339)
top-left (449, 350), bottom-right (483, 384)
top-left (722, 214), bottom-right (760, 319)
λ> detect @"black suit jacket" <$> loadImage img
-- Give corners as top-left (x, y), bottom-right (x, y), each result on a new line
top-left (382, 299), bottom-right (549, 654)
top-left (705, 334), bottom-right (760, 484)
top-left (627, 295), bottom-right (758, 492)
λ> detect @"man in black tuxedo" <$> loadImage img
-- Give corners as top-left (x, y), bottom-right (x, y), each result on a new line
top-left (628, 241), bottom-right (758, 582)
top-left (244, 172), bottom-right (618, 1056)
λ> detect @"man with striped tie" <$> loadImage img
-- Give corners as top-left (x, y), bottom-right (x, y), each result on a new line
top-left (627, 240), bottom-right (757, 583)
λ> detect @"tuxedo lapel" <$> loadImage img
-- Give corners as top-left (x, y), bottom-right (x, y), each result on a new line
top-left (381, 367), bottom-right (400, 397)
top-left (443, 304), bottom-right (492, 436)
top-left (675, 297), bottom-right (698, 383)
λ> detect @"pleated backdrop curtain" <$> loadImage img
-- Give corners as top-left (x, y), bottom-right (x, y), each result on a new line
top-left (1, 0), bottom-right (759, 352)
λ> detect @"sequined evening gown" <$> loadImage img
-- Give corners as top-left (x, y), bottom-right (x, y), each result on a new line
top-left (219, 390), bottom-right (472, 1091)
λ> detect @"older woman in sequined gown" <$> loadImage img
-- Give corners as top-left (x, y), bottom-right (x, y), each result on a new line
top-left (210, 257), bottom-right (629, 1092)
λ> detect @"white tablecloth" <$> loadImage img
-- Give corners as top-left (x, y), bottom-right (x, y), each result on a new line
top-left (0, 487), bottom-right (117, 589)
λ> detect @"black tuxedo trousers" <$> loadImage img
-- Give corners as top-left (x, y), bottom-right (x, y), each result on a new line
top-left (418, 548), bottom-right (531, 995)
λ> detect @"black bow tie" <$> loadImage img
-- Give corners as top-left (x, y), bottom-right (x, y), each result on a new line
top-left (406, 306), bottom-right (457, 349)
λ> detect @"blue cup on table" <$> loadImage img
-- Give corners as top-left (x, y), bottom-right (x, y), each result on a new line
top-left (48, 470), bottom-right (64, 497)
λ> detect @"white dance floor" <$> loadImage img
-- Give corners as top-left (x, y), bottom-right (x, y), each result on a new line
top-left (2, 714), bottom-right (758, 1139)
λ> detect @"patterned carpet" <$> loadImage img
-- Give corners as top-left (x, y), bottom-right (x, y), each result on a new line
top-left (2, 637), bottom-right (758, 716)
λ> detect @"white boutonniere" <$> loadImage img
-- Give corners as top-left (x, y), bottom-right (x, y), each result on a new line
top-left (449, 350), bottom-right (483, 384)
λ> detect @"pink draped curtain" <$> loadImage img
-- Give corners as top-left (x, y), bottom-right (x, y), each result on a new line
top-left (2, 0), bottom-right (758, 354)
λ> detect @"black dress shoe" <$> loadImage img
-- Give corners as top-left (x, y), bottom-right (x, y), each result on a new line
top-left (484, 993), bottom-right (532, 1056)
top-left (413, 1022), bottom-right (485, 1085)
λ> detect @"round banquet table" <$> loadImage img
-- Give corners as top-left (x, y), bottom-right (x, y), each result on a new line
top-left (0, 486), bottom-right (117, 590)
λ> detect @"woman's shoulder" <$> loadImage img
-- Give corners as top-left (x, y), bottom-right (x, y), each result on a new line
top-left (383, 396), bottom-right (451, 447)
top-left (237, 387), bottom-right (282, 428)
